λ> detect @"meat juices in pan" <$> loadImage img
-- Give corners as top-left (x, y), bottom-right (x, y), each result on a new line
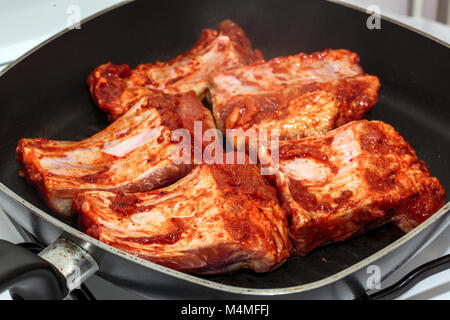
top-left (74, 160), bottom-right (291, 274)
top-left (259, 120), bottom-right (445, 256)
top-left (87, 19), bottom-right (263, 121)
top-left (16, 91), bottom-right (215, 216)
top-left (209, 49), bottom-right (380, 145)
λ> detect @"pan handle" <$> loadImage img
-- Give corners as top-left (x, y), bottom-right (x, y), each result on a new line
top-left (0, 238), bottom-right (98, 300)
top-left (0, 240), bottom-right (67, 299)
top-left (359, 254), bottom-right (450, 300)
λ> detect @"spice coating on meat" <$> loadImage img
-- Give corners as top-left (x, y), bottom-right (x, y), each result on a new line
top-left (17, 91), bottom-right (215, 216)
top-left (87, 20), bottom-right (263, 121)
top-left (74, 161), bottom-right (290, 274)
top-left (210, 49), bottom-right (380, 141)
top-left (260, 120), bottom-right (444, 256)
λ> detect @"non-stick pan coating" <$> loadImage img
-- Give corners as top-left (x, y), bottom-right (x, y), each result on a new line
top-left (0, 0), bottom-right (448, 289)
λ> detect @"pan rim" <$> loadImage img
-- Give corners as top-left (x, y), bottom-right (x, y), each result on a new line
top-left (0, 0), bottom-right (449, 296)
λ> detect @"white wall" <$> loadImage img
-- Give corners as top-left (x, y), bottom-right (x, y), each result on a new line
top-left (0, 0), bottom-right (125, 62)
top-left (338, 0), bottom-right (410, 15)
top-left (339, 0), bottom-right (444, 20)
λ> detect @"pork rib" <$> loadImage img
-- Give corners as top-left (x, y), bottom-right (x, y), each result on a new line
top-left (17, 91), bottom-right (215, 216)
top-left (260, 120), bottom-right (444, 256)
top-left (74, 161), bottom-right (290, 274)
top-left (210, 49), bottom-right (380, 141)
top-left (87, 19), bottom-right (263, 121)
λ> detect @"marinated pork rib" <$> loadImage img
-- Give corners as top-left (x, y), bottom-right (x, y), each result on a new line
top-left (74, 161), bottom-right (291, 274)
top-left (17, 91), bottom-right (215, 216)
top-left (88, 19), bottom-right (263, 121)
top-left (210, 49), bottom-right (380, 143)
top-left (260, 120), bottom-right (444, 256)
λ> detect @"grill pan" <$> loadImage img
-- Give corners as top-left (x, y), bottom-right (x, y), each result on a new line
top-left (0, 0), bottom-right (448, 299)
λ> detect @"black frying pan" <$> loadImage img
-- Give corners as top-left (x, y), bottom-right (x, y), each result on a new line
top-left (0, 0), bottom-right (449, 300)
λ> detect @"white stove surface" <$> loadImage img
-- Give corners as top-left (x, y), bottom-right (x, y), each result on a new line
top-left (0, 0), bottom-right (449, 300)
